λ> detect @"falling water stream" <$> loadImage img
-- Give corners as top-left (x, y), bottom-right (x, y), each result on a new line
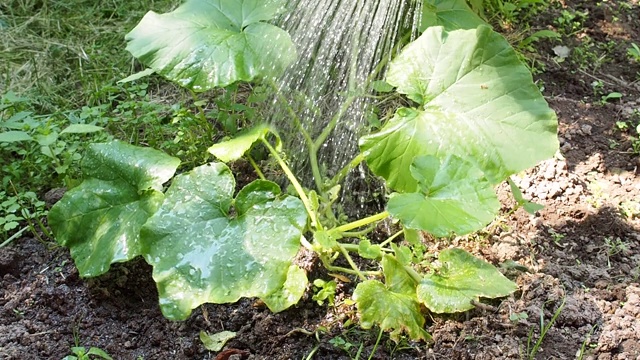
top-left (271, 0), bottom-right (423, 200)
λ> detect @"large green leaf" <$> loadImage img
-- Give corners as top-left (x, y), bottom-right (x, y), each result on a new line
top-left (125, 0), bottom-right (296, 91)
top-left (360, 26), bottom-right (558, 190)
top-left (420, 0), bottom-right (487, 32)
top-left (417, 249), bottom-right (517, 313)
top-left (387, 155), bottom-right (499, 237)
top-left (48, 141), bottom-right (180, 277)
top-left (353, 255), bottom-right (430, 342)
top-left (140, 164), bottom-right (307, 320)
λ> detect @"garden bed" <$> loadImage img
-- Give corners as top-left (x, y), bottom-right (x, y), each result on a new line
top-left (1, 0), bottom-right (640, 359)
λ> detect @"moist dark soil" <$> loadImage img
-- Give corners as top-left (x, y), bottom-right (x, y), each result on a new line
top-left (2, 1), bottom-right (640, 359)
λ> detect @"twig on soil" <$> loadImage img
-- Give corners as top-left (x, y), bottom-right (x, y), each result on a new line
top-left (599, 73), bottom-right (640, 91)
top-left (577, 69), bottom-right (617, 87)
top-left (470, 300), bottom-right (498, 312)
top-left (283, 327), bottom-right (315, 337)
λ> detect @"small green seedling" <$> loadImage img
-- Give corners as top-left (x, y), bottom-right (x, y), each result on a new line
top-left (509, 311), bottom-right (529, 322)
top-left (62, 346), bottom-right (112, 360)
top-left (548, 229), bottom-right (565, 246)
top-left (601, 92), bottom-right (622, 104)
top-left (615, 121), bottom-right (629, 131)
top-left (620, 200), bottom-right (640, 219)
top-left (603, 236), bottom-right (629, 268)
top-left (312, 279), bottom-right (338, 306)
top-left (628, 43), bottom-right (640, 62)
top-left (526, 297), bottom-right (565, 360)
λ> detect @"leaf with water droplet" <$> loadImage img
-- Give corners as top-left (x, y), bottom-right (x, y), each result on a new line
top-left (353, 255), bottom-right (430, 342)
top-left (48, 141), bottom-right (180, 277)
top-left (261, 264), bottom-right (308, 313)
top-left (417, 248), bottom-right (518, 313)
top-left (125, 0), bottom-right (296, 91)
top-left (140, 163), bottom-right (307, 320)
top-left (387, 155), bottom-right (499, 237)
top-left (360, 26), bottom-right (558, 190)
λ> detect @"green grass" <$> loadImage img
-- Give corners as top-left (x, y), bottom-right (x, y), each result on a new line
top-left (0, 0), bottom-right (180, 111)
top-left (0, 0), bottom-right (213, 242)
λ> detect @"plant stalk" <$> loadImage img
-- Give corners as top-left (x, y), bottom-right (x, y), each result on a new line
top-left (338, 244), bottom-right (366, 281)
top-left (246, 155), bottom-right (266, 180)
top-left (328, 153), bottom-right (364, 188)
top-left (260, 138), bottom-right (321, 230)
top-left (336, 211), bottom-right (389, 233)
top-left (0, 226), bottom-right (29, 248)
top-left (379, 229), bottom-right (404, 247)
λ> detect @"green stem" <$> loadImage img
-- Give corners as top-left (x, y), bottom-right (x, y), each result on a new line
top-left (0, 226), bottom-right (29, 248)
top-left (340, 243), bottom-right (360, 253)
top-left (368, 327), bottom-right (384, 360)
top-left (308, 44), bottom-right (362, 193)
top-left (265, 79), bottom-right (313, 147)
top-left (328, 153), bottom-right (364, 188)
top-left (308, 145), bottom-right (325, 194)
top-left (260, 138), bottom-right (321, 230)
top-left (246, 155), bottom-right (266, 180)
top-left (34, 216), bottom-right (53, 240)
top-left (338, 244), bottom-right (366, 281)
top-left (341, 225), bottom-right (376, 238)
top-left (324, 265), bottom-right (381, 277)
top-left (300, 236), bottom-right (314, 251)
top-left (313, 96), bottom-right (357, 150)
top-left (379, 229), bottom-right (404, 248)
top-left (340, 243), bottom-right (393, 254)
top-left (403, 264), bottom-right (423, 284)
top-left (336, 211), bottom-right (389, 233)
top-left (265, 79), bottom-right (325, 194)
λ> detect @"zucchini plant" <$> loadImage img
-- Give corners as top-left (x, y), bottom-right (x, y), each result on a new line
top-left (48, 0), bottom-right (558, 341)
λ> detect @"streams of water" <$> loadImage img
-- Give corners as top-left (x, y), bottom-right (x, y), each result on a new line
top-left (272, 0), bottom-right (423, 193)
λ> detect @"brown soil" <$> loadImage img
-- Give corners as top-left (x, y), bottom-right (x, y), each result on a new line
top-left (2, 0), bottom-right (640, 359)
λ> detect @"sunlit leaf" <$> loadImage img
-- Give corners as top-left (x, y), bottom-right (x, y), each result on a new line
top-left (387, 155), bottom-right (499, 237)
top-left (417, 248), bottom-right (517, 313)
top-left (360, 26), bottom-right (558, 190)
top-left (118, 68), bottom-right (156, 84)
top-left (353, 255), bottom-right (430, 342)
top-left (208, 124), bottom-right (271, 162)
top-left (125, 0), bottom-right (296, 91)
top-left (508, 178), bottom-right (544, 214)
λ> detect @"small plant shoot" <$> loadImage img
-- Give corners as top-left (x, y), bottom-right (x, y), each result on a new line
top-left (48, 0), bottom-right (558, 342)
